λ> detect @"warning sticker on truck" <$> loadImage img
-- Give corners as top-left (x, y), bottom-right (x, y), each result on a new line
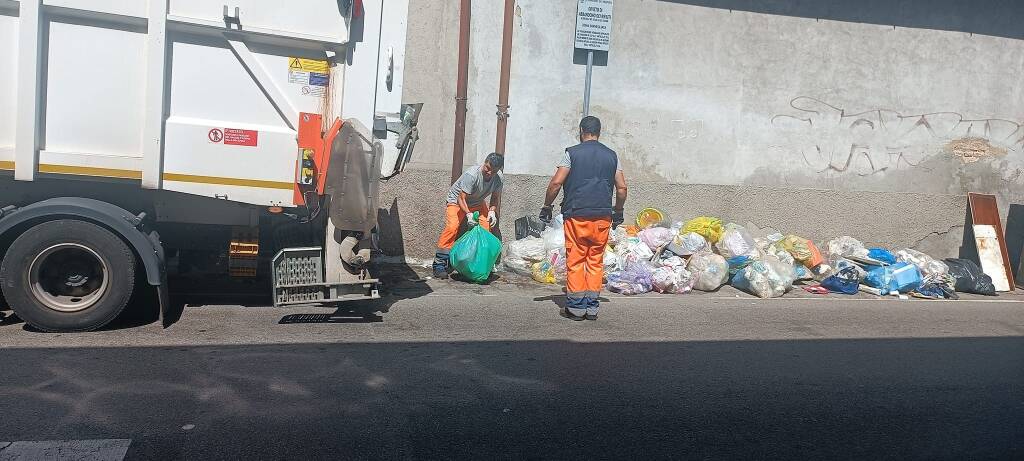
top-left (208, 128), bottom-right (258, 147)
top-left (289, 58), bottom-right (328, 73)
top-left (288, 57), bottom-right (329, 98)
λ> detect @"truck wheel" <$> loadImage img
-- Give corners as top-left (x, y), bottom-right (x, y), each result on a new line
top-left (0, 220), bottom-right (135, 332)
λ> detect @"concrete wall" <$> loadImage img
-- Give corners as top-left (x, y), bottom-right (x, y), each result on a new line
top-left (390, 0), bottom-right (1024, 259)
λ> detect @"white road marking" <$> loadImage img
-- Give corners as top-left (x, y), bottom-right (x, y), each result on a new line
top-left (0, 440), bottom-right (131, 461)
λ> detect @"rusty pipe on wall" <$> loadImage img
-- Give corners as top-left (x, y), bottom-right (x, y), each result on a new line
top-left (451, 0), bottom-right (472, 183)
top-left (494, 0), bottom-right (515, 155)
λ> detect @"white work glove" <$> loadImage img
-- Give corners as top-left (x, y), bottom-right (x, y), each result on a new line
top-left (466, 213), bottom-right (478, 227)
top-left (488, 210), bottom-right (498, 227)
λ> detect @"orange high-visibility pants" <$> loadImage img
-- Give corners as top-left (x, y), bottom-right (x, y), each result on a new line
top-left (563, 216), bottom-right (611, 298)
top-left (436, 203), bottom-right (491, 251)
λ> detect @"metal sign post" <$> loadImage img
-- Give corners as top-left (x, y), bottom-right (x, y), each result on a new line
top-left (574, 0), bottom-right (614, 117)
top-left (584, 51), bottom-right (594, 116)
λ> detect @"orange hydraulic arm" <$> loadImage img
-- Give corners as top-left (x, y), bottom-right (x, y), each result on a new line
top-left (294, 113), bottom-right (344, 206)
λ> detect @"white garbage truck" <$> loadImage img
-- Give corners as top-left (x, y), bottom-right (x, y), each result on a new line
top-left (0, 0), bottom-right (421, 331)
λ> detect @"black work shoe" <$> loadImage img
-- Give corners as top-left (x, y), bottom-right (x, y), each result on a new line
top-left (560, 308), bottom-right (586, 321)
top-left (585, 313), bottom-right (598, 321)
top-left (432, 267), bottom-right (449, 279)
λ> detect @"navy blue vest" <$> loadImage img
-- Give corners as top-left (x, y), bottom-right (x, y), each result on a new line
top-left (562, 140), bottom-right (618, 219)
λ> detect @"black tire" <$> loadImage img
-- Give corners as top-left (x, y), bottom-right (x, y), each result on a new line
top-left (0, 220), bottom-right (135, 332)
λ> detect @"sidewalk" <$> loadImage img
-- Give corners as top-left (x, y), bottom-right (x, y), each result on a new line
top-left (391, 263), bottom-right (1024, 304)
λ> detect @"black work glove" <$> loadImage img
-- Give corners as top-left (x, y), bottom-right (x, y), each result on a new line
top-left (612, 209), bottom-right (625, 228)
top-left (539, 205), bottom-right (553, 224)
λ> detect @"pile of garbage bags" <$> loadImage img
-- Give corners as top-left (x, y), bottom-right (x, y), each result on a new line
top-left (503, 215), bottom-right (568, 284)
top-left (501, 208), bottom-right (999, 299)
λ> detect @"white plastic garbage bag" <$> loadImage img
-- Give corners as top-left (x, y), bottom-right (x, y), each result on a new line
top-left (651, 265), bottom-right (695, 294)
top-left (731, 255), bottom-right (795, 299)
top-left (609, 226), bottom-right (628, 248)
top-left (501, 257), bottom-right (534, 276)
top-left (755, 232), bottom-right (786, 252)
top-left (827, 236), bottom-right (869, 260)
top-left (505, 236), bottom-right (545, 262)
top-left (715, 224), bottom-right (759, 259)
top-left (616, 237), bottom-right (654, 267)
top-left (764, 254), bottom-right (797, 289)
top-left (766, 242), bottom-right (795, 266)
top-left (541, 215), bottom-right (565, 253)
top-left (673, 232), bottom-right (711, 256)
top-left (661, 256), bottom-right (687, 268)
top-left (503, 236), bottom-right (547, 277)
top-left (828, 257), bottom-right (867, 280)
top-left (687, 253), bottom-right (729, 292)
top-left (603, 248), bottom-right (621, 273)
top-left (895, 248), bottom-right (949, 279)
top-left (639, 227), bottom-right (674, 251)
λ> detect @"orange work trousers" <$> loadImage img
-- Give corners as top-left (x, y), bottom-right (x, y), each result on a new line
top-left (436, 203), bottom-right (491, 251)
top-left (563, 216), bottom-right (611, 298)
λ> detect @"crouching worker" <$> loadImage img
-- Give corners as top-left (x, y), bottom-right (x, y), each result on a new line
top-left (540, 116), bottom-right (627, 320)
top-left (433, 153), bottom-right (505, 279)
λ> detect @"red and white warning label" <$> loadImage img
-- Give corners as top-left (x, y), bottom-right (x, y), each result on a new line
top-left (223, 128), bottom-right (258, 146)
top-left (208, 128), bottom-right (258, 147)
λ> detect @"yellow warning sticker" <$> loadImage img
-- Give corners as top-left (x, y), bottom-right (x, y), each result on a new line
top-left (288, 57), bottom-right (328, 73)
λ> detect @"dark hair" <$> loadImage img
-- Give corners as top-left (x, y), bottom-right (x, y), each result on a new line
top-left (580, 116), bottom-right (601, 136)
top-left (484, 152), bottom-right (504, 171)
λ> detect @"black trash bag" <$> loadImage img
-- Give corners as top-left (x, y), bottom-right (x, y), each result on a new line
top-left (514, 216), bottom-right (546, 240)
top-left (944, 258), bottom-right (997, 296)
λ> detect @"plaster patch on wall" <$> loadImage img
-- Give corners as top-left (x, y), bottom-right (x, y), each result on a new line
top-left (946, 137), bottom-right (1008, 164)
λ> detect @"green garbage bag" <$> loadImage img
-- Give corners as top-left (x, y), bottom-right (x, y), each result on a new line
top-left (449, 212), bottom-right (503, 283)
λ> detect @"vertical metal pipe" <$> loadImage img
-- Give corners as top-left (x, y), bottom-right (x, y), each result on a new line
top-left (451, 0), bottom-right (472, 183)
top-left (583, 50), bottom-right (593, 116)
top-left (494, 0), bottom-right (515, 155)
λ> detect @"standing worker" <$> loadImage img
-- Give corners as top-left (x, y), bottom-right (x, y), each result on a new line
top-left (540, 116), bottom-right (628, 320)
top-left (433, 153), bottom-right (504, 279)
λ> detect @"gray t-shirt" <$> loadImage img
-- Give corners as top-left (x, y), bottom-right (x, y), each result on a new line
top-left (446, 165), bottom-right (504, 207)
top-left (557, 150), bottom-right (623, 171)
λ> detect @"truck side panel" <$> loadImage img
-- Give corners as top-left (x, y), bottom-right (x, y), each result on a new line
top-left (162, 33), bottom-right (313, 206)
top-left (0, 9), bottom-right (17, 170)
top-left (44, 19), bottom-right (146, 166)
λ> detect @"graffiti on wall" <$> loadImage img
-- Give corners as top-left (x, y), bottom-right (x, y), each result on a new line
top-left (771, 97), bottom-right (1020, 176)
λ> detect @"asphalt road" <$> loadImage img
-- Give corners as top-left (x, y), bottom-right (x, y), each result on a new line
top-left (1, 273), bottom-right (1023, 460)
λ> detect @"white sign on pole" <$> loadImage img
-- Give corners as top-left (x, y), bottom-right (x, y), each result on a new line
top-left (574, 0), bottom-right (614, 52)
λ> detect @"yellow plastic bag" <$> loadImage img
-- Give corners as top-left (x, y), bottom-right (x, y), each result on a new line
top-left (682, 217), bottom-right (724, 244)
top-left (780, 235), bottom-right (825, 268)
top-left (531, 261), bottom-right (556, 284)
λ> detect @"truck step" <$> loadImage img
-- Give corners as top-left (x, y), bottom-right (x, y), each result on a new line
top-left (272, 247), bottom-right (379, 307)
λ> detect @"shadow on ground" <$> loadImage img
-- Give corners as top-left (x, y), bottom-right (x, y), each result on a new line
top-left (8, 262), bottom-right (434, 332)
top-left (1, 336), bottom-right (1021, 460)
